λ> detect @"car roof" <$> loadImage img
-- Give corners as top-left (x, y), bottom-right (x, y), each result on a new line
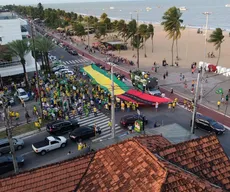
top-left (17, 88), bottom-right (26, 92)
top-left (73, 126), bottom-right (92, 133)
top-left (0, 156), bottom-right (11, 163)
top-left (0, 138), bottom-right (8, 144)
top-left (196, 114), bottom-right (214, 122)
top-left (47, 136), bottom-right (56, 141)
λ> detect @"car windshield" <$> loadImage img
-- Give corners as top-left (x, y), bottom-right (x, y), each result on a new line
top-left (53, 136), bottom-right (61, 141)
top-left (19, 92), bottom-right (27, 96)
top-left (209, 121), bottom-right (224, 129)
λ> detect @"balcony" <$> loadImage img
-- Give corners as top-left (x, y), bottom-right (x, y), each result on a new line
top-left (0, 60), bottom-right (21, 68)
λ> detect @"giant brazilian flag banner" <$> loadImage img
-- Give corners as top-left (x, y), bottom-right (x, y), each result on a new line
top-left (81, 64), bottom-right (129, 95)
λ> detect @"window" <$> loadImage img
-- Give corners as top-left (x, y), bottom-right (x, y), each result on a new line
top-left (51, 141), bottom-right (59, 145)
top-left (0, 142), bottom-right (9, 148)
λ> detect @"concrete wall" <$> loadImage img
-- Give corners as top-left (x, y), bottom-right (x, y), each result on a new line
top-left (0, 19), bottom-right (22, 45)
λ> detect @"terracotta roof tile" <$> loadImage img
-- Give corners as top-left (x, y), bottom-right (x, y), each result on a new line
top-left (134, 135), bottom-right (171, 153)
top-left (160, 158), bottom-right (222, 192)
top-left (0, 135), bottom-right (226, 192)
top-left (0, 153), bottom-right (94, 192)
top-left (78, 140), bottom-right (167, 192)
top-left (158, 134), bottom-right (230, 191)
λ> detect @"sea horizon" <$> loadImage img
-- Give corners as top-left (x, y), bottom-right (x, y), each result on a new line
top-left (41, 0), bottom-right (230, 31)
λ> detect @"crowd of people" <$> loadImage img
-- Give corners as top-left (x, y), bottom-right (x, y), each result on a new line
top-left (106, 53), bottom-right (134, 65)
top-left (1, 66), bottom-right (141, 130)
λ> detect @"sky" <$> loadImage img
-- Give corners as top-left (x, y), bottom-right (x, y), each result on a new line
top-left (0, 0), bottom-right (121, 6)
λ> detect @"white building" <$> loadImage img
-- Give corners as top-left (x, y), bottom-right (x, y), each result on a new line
top-left (0, 11), bottom-right (40, 78)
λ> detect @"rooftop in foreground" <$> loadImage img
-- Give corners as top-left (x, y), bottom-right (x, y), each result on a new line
top-left (0, 134), bottom-right (228, 192)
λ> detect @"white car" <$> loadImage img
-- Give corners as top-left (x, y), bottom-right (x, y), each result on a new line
top-left (32, 136), bottom-right (67, 156)
top-left (63, 70), bottom-right (74, 75)
top-left (52, 65), bottom-right (67, 72)
top-left (16, 88), bottom-right (30, 101)
top-left (48, 55), bottom-right (57, 61)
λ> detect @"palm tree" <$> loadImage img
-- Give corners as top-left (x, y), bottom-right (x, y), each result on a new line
top-left (138, 24), bottom-right (149, 57)
top-left (8, 39), bottom-right (30, 88)
top-left (126, 19), bottom-right (137, 49)
top-left (148, 24), bottom-right (154, 53)
top-left (35, 37), bottom-right (55, 73)
top-left (161, 6), bottom-right (183, 66)
top-left (132, 34), bottom-right (143, 68)
top-left (208, 28), bottom-right (224, 65)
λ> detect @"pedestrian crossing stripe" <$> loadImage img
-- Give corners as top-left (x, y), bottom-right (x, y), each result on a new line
top-left (69, 111), bottom-right (123, 142)
top-left (63, 59), bottom-right (89, 65)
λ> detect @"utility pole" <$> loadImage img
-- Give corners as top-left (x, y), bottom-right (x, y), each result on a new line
top-left (111, 64), bottom-right (115, 138)
top-left (3, 100), bottom-right (19, 173)
top-left (135, 10), bottom-right (140, 68)
top-left (86, 9), bottom-right (90, 51)
top-left (31, 21), bottom-right (43, 118)
top-left (200, 12), bottom-right (211, 103)
top-left (191, 69), bottom-right (201, 134)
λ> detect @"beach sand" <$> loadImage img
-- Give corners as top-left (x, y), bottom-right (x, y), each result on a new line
top-left (73, 25), bottom-right (230, 69)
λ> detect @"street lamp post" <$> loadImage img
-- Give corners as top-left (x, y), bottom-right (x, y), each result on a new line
top-left (110, 63), bottom-right (115, 138)
top-left (30, 21), bottom-right (43, 118)
top-left (134, 10), bottom-right (140, 68)
top-left (85, 9), bottom-right (90, 51)
top-left (200, 12), bottom-right (211, 103)
top-left (191, 69), bottom-right (201, 134)
top-left (130, 12), bottom-right (132, 20)
top-left (3, 100), bottom-right (18, 173)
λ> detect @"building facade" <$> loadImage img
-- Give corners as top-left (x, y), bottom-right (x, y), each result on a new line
top-left (0, 11), bottom-right (39, 78)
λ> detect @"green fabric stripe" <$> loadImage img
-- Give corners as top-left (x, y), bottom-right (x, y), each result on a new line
top-left (81, 66), bottom-right (110, 93)
top-left (91, 64), bottom-right (129, 92)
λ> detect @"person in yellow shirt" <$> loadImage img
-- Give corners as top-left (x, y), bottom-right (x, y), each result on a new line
top-left (217, 100), bottom-right (221, 110)
top-left (93, 107), bottom-right (97, 117)
top-left (172, 102), bottom-right (176, 111)
top-left (168, 103), bottom-right (172, 112)
top-left (121, 102), bottom-right (125, 112)
top-left (15, 112), bottom-right (20, 120)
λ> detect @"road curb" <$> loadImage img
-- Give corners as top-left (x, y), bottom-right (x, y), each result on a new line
top-left (15, 127), bottom-right (46, 139)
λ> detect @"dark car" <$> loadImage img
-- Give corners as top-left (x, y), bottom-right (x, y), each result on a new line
top-left (69, 50), bottom-right (78, 56)
top-left (120, 114), bottom-right (148, 128)
top-left (69, 125), bottom-right (101, 142)
top-left (46, 119), bottom-right (80, 135)
top-left (192, 114), bottom-right (225, 135)
top-left (0, 155), bottom-right (24, 175)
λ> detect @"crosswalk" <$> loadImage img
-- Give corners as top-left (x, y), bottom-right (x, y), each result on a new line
top-left (69, 111), bottom-right (124, 142)
top-left (62, 58), bottom-right (90, 65)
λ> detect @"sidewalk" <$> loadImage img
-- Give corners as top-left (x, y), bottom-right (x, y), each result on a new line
top-left (39, 26), bottom-right (230, 128)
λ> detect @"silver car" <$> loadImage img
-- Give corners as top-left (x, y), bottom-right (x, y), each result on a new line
top-left (0, 138), bottom-right (24, 156)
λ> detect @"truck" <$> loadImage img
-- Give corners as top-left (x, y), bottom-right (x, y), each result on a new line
top-left (32, 136), bottom-right (67, 156)
top-left (130, 70), bottom-right (161, 96)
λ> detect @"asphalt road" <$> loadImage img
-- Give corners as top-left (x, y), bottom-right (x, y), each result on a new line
top-left (8, 103), bottom-right (229, 175)
top-left (1, 40), bottom-right (230, 176)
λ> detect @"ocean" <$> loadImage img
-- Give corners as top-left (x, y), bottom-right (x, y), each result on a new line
top-left (43, 0), bottom-right (230, 30)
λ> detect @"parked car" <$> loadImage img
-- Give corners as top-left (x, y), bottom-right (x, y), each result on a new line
top-left (16, 88), bottom-right (30, 101)
top-left (0, 155), bottom-right (24, 175)
top-left (55, 69), bottom-right (69, 76)
top-left (147, 88), bottom-right (162, 96)
top-left (52, 65), bottom-right (67, 72)
top-left (0, 95), bottom-right (15, 106)
top-left (69, 125), bottom-right (101, 142)
top-left (0, 138), bottom-right (24, 156)
top-left (120, 114), bottom-right (148, 128)
top-left (191, 114), bottom-right (225, 135)
top-left (32, 136), bottom-right (67, 155)
top-left (63, 70), bottom-right (74, 76)
top-left (46, 119), bottom-right (80, 135)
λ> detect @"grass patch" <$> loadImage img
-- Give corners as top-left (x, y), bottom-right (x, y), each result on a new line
top-left (0, 120), bottom-right (50, 139)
